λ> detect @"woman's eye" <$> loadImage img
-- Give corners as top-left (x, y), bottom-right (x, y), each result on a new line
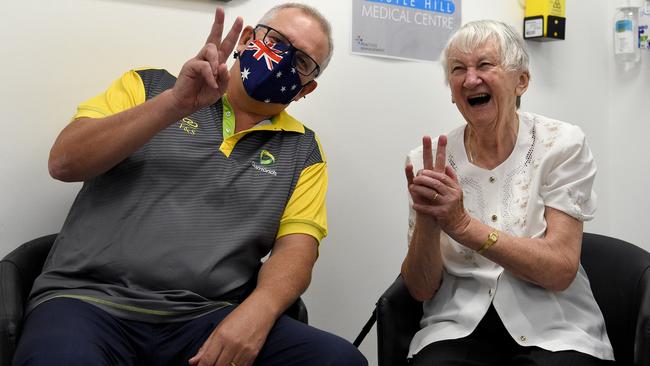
top-left (451, 66), bottom-right (465, 73)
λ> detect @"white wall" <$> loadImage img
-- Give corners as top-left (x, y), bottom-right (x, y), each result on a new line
top-left (607, 5), bottom-right (650, 248)
top-left (1, 0), bottom-right (647, 365)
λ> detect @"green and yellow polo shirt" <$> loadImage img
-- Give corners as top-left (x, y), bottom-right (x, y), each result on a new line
top-left (28, 69), bottom-right (328, 322)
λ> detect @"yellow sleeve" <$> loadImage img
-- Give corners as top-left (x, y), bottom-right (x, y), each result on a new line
top-left (276, 161), bottom-right (328, 243)
top-left (72, 70), bottom-right (146, 120)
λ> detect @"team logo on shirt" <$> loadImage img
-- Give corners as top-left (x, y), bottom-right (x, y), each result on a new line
top-left (179, 117), bottom-right (198, 135)
top-left (251, 150), bottom-right (277, 176)
top-left (251, 161), bottom-right (277, 176)
top-left (259, 150), bottom-right (275, 165)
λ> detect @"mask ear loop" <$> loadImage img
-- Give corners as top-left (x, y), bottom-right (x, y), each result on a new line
top-left (300, 79), bottom-right (316, 99)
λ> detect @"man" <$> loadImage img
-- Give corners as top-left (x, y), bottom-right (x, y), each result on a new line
top-left (14, 4), bottom-right (367, 366)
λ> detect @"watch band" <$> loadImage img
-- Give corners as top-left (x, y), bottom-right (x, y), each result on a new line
top-left (477, 230), bottom-right (499, 254)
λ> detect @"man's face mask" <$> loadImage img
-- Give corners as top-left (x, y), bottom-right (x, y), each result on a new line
top-left (237, 24), bottom-right (320, 105)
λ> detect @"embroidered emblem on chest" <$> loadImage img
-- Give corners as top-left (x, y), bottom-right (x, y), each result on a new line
top-left (251, 150), bottom-right (277, 176)
top-left (259, 150), bottom-right (275, 165)
top-left (179, 117), bottom-right (198, 135)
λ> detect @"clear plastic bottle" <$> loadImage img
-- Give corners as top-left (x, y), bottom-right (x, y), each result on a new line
top-left (614, 5), bottom-right (641, 64)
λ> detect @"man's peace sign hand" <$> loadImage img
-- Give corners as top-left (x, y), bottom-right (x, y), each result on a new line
top-left (171, 7), bottom-right (244, 115)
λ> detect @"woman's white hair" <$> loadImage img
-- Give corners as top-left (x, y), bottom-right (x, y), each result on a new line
top-left (258, 3), bottom-right (334, 76)
top-left (441, 20), bottom-right (529, 84)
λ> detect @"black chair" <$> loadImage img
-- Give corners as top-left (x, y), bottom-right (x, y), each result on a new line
top-left (0, 234), bottom-right (308, 366)
top-left (372, 233), bottom-right (650, 366)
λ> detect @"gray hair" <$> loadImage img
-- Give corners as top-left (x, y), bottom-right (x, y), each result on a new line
top-left (441, 20), bottom-right (529, 85)
top-left (258, 3), bottom-right (334, 76)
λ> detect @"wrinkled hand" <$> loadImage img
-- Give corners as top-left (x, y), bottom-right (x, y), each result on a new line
top-left (188, 304), bottom-right (275, 366)
top-left (406, 135), bottom-right (471, 236)
top-left (171, 7), bottom-right (243, 115)
top-left (405, 135), bottom-right (445, 207)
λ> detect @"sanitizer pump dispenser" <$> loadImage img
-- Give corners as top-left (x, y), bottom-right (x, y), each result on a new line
top-left (614, 3), bottom-right (641, 64)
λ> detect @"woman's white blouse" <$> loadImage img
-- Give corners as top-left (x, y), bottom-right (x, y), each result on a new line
top-left (406, 112), bottom-right (614, 360)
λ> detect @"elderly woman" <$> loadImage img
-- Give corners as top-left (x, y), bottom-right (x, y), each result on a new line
top-left (402, 20), bottom-right (614, 365)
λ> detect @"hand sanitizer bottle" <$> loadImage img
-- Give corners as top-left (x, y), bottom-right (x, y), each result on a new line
top-left (614, 4), bottom-right (641, 64)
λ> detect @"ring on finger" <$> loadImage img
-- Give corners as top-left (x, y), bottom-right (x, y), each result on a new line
top-left (432, 192), bottom-right (439, 201)
top-left (230, 362), bottom-right (237, 366)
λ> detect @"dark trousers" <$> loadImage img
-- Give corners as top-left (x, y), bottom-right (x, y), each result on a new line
top-left (13, 298), bottom-right (367, 366)
top-left (410, 305), bottom-right (614, 366)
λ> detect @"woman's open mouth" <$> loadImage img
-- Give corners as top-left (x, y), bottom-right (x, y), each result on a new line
top-left (467, 93), bottom-right (491, 106)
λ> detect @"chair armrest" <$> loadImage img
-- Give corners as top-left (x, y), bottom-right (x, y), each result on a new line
top-left (635, 267), bottom-right (650, 366)
top-left (0, 256), bottom-right (25, 366)
top-left (285, 297), bottom-right (308, 324)
top-left (0, 234), bottom-right (56, 366)
top-left (376, 276), bottom-right (423, 366)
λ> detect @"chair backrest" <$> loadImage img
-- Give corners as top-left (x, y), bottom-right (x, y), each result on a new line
top-left (0, 234), bottom-right (56, 366)
top-left (376, 275), bottom-right (422, 366)
top-left (375, 233), bottom-right (650, 366)
top-left (580, 233), bottom-right (650, 366)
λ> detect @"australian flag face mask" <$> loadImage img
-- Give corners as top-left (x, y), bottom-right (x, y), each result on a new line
top-left (238, 40), bottom-right (306, 105)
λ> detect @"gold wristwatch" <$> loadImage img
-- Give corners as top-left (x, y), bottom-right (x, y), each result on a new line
top-left (477, 230), bottom-right (499, 254)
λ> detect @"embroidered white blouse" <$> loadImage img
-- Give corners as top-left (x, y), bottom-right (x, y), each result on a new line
top-left (405, 112), bottom-right (614, 360)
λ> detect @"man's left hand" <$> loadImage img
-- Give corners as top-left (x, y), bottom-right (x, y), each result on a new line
top-left (188, 303), bottom-right (275, 366)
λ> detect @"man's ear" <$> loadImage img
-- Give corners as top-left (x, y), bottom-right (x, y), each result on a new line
top-left (292, 80), bottom-right (318, 102)
top-left (236, 26), bottom-right (255, 53)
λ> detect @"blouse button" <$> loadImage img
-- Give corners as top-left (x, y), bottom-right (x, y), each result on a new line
top-left (520, 335), bottom-right (527, 343)
top-left (225, 111), bottom-right (232, 117)
top-left (489, 176), bottom-right (496, 183)
top-left (491, 214), bottom-right (498, 222)
top-left (488, 288), bottom-right (494, 296)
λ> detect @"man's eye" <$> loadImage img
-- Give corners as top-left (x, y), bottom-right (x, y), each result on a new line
top-left (295, 56), bottom-right (309, 67)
